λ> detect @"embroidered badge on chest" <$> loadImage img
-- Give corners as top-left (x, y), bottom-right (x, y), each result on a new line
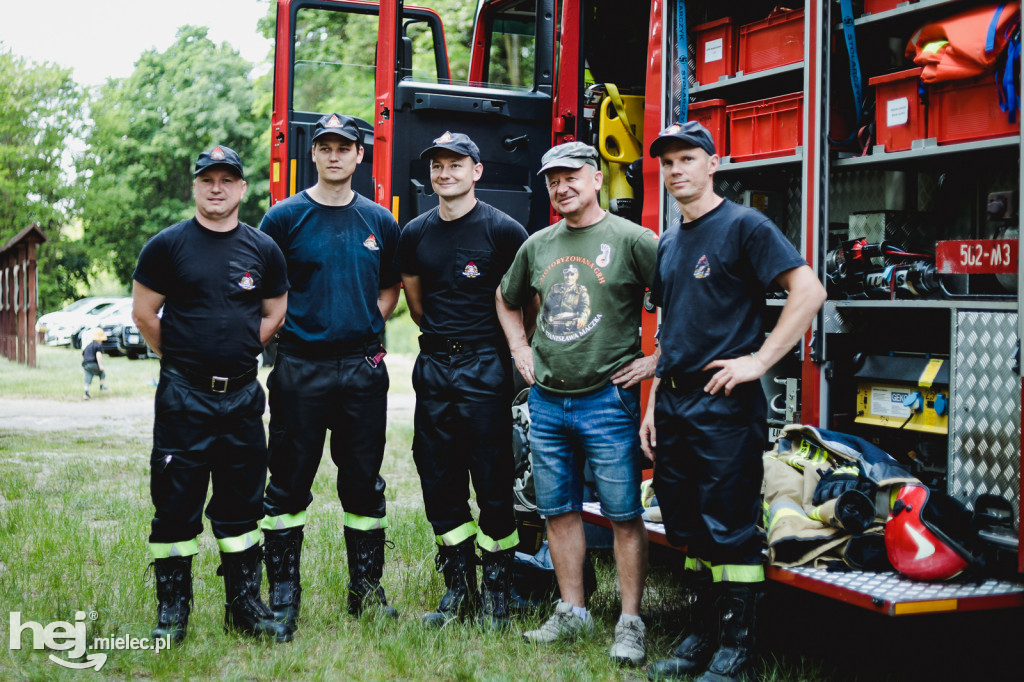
top-left (363, 234), bottom-right (380, 251)
top-left (238, 271), bottom-right (256, 290)
top-left (693, 255), bottom-right (711, 279)
top-left (596, 243), bottom-right (611, 267)
top-left (462, 261), bottom-right (481, 278)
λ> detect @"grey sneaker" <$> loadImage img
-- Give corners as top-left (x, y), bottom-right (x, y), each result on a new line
top-left (610, 617), bottom-right (646, 666)
top-left (522, 600), bottom-right (593, 644)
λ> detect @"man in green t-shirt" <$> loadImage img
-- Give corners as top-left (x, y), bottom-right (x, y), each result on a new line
top-left (497, 141), bottom-right (658, 667)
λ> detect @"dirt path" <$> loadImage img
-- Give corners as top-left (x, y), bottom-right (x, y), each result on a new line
top-left (0, 393), bottom-right (416, 434)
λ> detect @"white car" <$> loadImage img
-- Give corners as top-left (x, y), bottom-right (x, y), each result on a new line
top-left (37, 297), bottom-right (121, 346)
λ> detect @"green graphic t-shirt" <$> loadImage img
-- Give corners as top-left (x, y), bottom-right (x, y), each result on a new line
top-left (500, 212), bottom-right (658, 395)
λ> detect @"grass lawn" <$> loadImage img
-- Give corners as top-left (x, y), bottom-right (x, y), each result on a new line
top-left (2, 345), bottom-right (1022, 680)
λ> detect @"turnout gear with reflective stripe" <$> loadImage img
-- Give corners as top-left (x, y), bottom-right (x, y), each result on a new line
top-left (763, 424), bottom-right (917, 567)
top-left (218, 545), bottom-right (293, 642)
top-left (151, 556), bottom-right (192, 644)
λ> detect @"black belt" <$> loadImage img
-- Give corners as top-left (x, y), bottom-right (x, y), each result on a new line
top-left (418, 335), bottom-right (503, 355)
top-left (660, 371), bottom-right (716, 393)
top-left (162, 360), bottom-right (258, 394)
top-left (278, 336), bottom-right (381, 360)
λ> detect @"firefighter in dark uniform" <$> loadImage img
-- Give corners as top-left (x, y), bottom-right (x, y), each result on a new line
top-left (132, 145), bottom-right (291, 644)
top-left (258, 113), bottom-right (402, 628)
top-left (395, 132), bottom-right (528, 628)
top-left (640, 121), bottom-right (826, 681)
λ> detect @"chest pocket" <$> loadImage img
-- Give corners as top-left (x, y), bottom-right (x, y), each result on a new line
top-left (452, 248), bottom-right (493, 288)
top-left (227, 260), bottom-right (264, 299)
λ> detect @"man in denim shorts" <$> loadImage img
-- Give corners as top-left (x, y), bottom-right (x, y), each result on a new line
top-left (497, 141), bottom-right (659, 666)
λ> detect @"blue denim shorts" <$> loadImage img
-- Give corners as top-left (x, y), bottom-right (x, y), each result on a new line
top-left (528, 382), bottom-right (644, 521)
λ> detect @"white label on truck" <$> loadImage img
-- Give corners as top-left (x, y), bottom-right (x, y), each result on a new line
top-left (887, 97), bottom-right (909, 127)
top-left (705, 38), bottom-right (723, 63)
top-left (871, 387), bottom-right (912, 418)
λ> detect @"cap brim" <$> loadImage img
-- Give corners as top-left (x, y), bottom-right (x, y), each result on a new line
top-left (312, 129), bottom-right (359, 142)
top-left (194, 162), bottom-right (244, 178)
top-left (536, 158), bottom-right (594, 176)
top-left (649, 134), bottom-right (714, 158)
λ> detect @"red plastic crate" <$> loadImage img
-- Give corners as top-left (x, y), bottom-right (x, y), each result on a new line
top-left (726, 92), bottom-right (803, 162)
top-left (738, 8), bottom-right (804, 75)
top-left (864, 0), bottom-right (911, 14)
top-left (869, 67), bottom-right (926, 152)
top-left (687, 99), bottom-right (729, 154)
top-left (693, 17), bottom-right (737, 85)
top-left (929, 75), bottom-right (1020, 145)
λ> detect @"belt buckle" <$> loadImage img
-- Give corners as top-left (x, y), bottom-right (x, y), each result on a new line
top-left (211, 376), bottom-right (229, 393)
top-left (447, 339), bottom-right (464, 354)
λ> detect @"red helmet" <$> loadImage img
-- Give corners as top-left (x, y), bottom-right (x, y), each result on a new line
top-left (885, 484), bottom-right (977, 581)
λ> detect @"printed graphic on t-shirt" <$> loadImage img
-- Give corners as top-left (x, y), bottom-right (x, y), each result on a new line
top-left (462, 261), bottom-right (481, 278)
top-left (363, 234), bottom-right (380, 251)
top-left (539, 258), bottom-right (606, 343)
top-left (596, 243), bottom-right (611, 267)
top-left (238, 271), bottom-right (255, 290)
top-left (694, 255), bottom-right (711, 279)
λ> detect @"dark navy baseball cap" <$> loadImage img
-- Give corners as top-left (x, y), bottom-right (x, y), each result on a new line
top-left (194, 145), bottom-right (244, 179)
top-left (420, 131), bottom-right (481, 164)
top-left (311, 113), bottom-right (362, 144)
top-left (537, 141), bottom-right (599, 175)
top-left (649, 120), bottom-right (717, 157)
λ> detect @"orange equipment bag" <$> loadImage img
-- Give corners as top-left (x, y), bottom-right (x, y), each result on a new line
top-left (905, 3), bottom-right (1020, 82)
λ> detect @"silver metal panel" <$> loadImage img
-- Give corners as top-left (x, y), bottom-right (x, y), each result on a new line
top-left (950, 311), bottom-right (1021, 516)
top-left (781, 565), bottom-right (1024, 602)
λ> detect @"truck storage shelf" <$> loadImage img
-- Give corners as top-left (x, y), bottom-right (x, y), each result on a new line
top-left (719, 150), bottom-right (803, 171)
top-left (581, 501), bottom-right (1024, 616)
top-left (833, 136), bottom-right (1020, 168)
top-left (829, 299), bottom-right (1018, 311)
top-left (690, 62), bottom-right (803, 95)
top-left (855, 0), bottom-right (969, 27)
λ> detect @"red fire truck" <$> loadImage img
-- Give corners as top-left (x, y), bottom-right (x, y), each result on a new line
top-left (269, 0), bottom-right (1024, 616)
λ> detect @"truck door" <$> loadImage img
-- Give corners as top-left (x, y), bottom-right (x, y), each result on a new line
top-left (269, 0), bottom-right (450, 206)
top-left (385, 0), bottom-right (554, 231)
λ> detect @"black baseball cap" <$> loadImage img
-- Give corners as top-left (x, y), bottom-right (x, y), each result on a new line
top-left (194, 145), bottom-right (244, 179)
top-left (649, 120), bottom-right (717, 158)
top-left (311, 113), bottom-right (362, 144)
top-left (537, 141), bottom-right (600, 175)
top-left (419, 131), bottom-right (481, 164)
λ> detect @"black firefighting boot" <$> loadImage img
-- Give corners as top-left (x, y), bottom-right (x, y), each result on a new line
top-left (218, 545), bottom-right (293, 643)
top-left (345, 527), bottom-right (398, 618)
top-left (152, 556), bottom-right (192, 644)
top-left (479, 548), bottom-right (514, 630)
top-left (263, 527), bottom-right (303, 631)
top-left (422, 539), bottom-right (479, 627)
top-left (647, 570), bottom-right (717, 680)
top-left (695, 583), bottom-right (762, 682)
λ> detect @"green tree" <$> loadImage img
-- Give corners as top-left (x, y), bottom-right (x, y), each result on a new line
top-left (0, 46), bottom-right (86, 308)
top-left (80, 26), bottom-right (263, 286)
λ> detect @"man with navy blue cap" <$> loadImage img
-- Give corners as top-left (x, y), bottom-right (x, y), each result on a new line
top-left (133, 144), bottom-right (291, 644)
top-left (395, 131), bottom-right (528, 629)
top-left (642, 120), bottom-right (825, 681)
top-left (259, 113), bottom-right (403, 628)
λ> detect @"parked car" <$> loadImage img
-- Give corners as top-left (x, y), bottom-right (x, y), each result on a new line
top-left (38, 297), bottom-right (120, 346)
top-left (71, 298), bottom-right (132, 349)
top-left (89, 298), bottom-right (153, 359)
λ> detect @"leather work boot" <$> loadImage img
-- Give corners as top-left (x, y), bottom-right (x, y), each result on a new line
top-left (345, 527), bottom-right (398, 618)
top-left (152, 555), bottom-right (192, 644)
top-left (263, 527), bottom-right (304, 631)
top-left (479, 548), bottom-right (514, 630)
top-left (218, 545), bottom-right (293, 643)
top-left (648, 570), bottom-right (717, 680)
top-left (695, 583), bottom-right (762, 682)
top-left (423, 539), bottom-right (479, 627)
